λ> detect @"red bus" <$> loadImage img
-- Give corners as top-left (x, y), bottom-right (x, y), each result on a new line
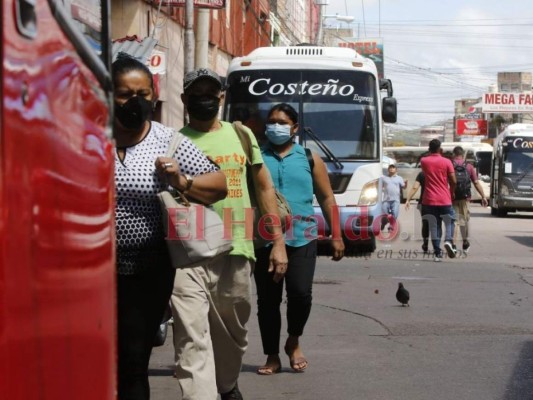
top-left (1, 1), bottom-right (116, 399)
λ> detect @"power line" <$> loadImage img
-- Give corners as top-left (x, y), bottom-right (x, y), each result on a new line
top-left (361, 17), bottom-right (533, 23)
top-left (361, 0), bottom-right (367, 37)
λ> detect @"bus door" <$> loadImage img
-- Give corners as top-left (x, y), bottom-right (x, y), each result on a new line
top-left (476, 151), bottom-right (492, 178)
top-left (1, 1), bottom-right (115, 399)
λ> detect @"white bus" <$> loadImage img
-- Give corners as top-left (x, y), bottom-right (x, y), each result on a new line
top-left (490, 124), bottom-right (533, 217)
top-left (384, 142), bottom-right (492, 202)
top-left (223, 46), bottom-right (397, 255)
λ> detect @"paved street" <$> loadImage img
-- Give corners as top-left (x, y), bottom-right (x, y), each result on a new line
top-left (149, 204), bottom-right (533, 400)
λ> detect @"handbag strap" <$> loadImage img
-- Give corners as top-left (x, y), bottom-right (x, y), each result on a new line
top-left (163, 130), bottom-right (191, 207)
top-left (233, 121), bottom-right (253, 166)
top-left (233, 121), bottom-right (255, 192)
top-left (167, 130), bottom-right (186, 158)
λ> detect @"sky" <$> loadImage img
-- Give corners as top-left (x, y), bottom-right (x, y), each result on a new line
top-left (321, 0), bottom-right (533, 129)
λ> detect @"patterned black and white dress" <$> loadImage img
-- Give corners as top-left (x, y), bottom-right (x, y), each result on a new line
top-left (115, 121), bottom-right (218, 275)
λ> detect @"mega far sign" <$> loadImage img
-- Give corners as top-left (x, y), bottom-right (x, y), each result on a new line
top-left (482, 92), bottom-right (533, 113)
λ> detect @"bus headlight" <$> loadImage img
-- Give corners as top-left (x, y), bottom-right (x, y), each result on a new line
top-left (358, 179), bottom-right (378, 206)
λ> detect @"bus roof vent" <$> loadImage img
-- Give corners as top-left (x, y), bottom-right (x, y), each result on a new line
top-left (286, 47), bottom-right (323, 57)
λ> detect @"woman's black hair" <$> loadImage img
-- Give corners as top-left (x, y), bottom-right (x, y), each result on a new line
top-left (268, 103), bottom-right (298, 124)
top-left (111, 52), bottom-right (154, 90)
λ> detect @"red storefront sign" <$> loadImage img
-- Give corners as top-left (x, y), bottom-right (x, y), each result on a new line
top-left (456, 119), bottom-right (488, 136)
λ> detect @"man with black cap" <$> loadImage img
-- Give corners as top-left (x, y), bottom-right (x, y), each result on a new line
top-left (420, 139), bottom-right (457, 262)
top-left (170, 68), bottom-right (288, 400)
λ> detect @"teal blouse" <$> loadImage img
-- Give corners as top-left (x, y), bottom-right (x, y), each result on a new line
top-left (261, 143), bottom-right (316, 247)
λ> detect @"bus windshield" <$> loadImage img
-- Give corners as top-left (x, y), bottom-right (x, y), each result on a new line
top-left (503, 148), bottom-right (533, 175)
top-left (225, 69), bottom-right (379, 160)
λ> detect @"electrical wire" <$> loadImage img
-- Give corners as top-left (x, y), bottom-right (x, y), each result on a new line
top-left (151, 0), bottom-right (164, 39)
top-left (361, 0), bottom-right (367, 37)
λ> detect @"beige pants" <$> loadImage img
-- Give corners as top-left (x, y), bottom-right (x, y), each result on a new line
top-left (171, 255), bottom-right (252, 400)
top-left (452, 199), bottom-right (470, 241)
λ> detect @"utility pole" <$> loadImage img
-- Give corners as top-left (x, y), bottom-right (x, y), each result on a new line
top-left (315, 3), bottom-right (325, 45)
top-left (184, 0), bottom-right (195, 75)
top-left (195, 9), bottom-right (209, 68)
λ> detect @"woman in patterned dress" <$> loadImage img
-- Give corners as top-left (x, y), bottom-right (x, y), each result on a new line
top-left (112, 54), bottom-right (227, 400)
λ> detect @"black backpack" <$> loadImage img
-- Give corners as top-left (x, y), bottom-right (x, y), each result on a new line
top-left (453, 161), bottom-right (471, 200)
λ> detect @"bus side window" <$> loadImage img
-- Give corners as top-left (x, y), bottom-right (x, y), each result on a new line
top-left (465, 150), bottom-right (475, 165)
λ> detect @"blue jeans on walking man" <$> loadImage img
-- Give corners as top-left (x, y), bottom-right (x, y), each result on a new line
top-left (421, 205), bottom-right (456, 257)
top-left (381, 200), bottom-right (400, 231)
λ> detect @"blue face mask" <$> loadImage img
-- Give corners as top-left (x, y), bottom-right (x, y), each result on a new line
top-left (265, 123), bottom-right (293, 145)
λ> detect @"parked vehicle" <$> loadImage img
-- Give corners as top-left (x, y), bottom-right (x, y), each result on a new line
top-left (490, 124), bottom-right (533, 217)
top-left (1, 1), bottom-right (115, 399)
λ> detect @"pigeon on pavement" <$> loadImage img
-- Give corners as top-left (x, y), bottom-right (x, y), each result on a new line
top-left (396, 282), bottom-right (410, 306)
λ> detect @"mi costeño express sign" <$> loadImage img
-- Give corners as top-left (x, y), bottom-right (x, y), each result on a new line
top-left (482, 92), bottom-right (533, 113)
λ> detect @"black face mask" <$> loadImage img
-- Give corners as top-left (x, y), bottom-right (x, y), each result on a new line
top-left (115, 96), bottom-right (153, 130)
top-left (186, 95), bottom-right (220, 121)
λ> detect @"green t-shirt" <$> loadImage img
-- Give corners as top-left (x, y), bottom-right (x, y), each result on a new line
top-left (180, 121), bottom-right (263, 261)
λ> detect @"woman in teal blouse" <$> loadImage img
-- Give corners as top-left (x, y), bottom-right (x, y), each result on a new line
top-left (254, 103), bottom-right (345, 375)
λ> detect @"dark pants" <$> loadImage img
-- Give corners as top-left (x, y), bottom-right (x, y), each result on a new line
top-left (421, 205), bottom-right (455, 256)
top-left (254, 240), bottom-right (317, 355)
top-left (117, 253), bottom-right (175, 400)
top-left (417, 204), bottom-right (430, 246)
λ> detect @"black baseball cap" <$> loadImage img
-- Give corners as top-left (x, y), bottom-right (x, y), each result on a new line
top-left (183, 68), bottom-right (223, 92)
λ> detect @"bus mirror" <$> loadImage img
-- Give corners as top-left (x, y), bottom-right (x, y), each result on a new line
top-left (379, 79), bottom-right (394, 97)
top-left (382, 97), bottom-right (397, 123)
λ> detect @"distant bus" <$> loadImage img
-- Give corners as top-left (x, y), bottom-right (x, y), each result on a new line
top-left (420, 126), bottom-right (445, 146)
top-left (383, 146), bottom-right (427, 201)
top-left (224, 46), bottom-right (397, 255)
top-left (490, 124), bottom-right (533, 217)
top-left (1, 1), bottom-right (115, 399)
top-left (385, 142), bottom-right (492, 202)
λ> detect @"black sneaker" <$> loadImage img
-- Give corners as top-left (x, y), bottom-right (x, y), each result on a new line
top-left (463, 240), bottom-right (470, 254)
top-left (221, 383), bottom-right (243, 400)
top-left (421, 242), bottom-right (429, 254)
top-left (444, 241), bottom-right (457, 259)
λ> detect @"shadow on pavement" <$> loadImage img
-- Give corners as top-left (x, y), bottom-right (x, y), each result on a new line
top-left (470, 211), bottom-right (491, 217)
top-left (241, 363), bottom-right (261, 373)
top-left (504, 341), bottom-right (533, 400)
top-left (149, 368), bottom-right (174, 377)
top-left (506, 236), bottom-right (533, 248)
top-left (485, 213), bottom-right (533, 220)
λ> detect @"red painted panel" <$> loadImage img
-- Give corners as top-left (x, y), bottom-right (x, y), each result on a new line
top-left (1, 1), bottom-right (116, 399)
top-left (456, 119), bottom-right (488, 136)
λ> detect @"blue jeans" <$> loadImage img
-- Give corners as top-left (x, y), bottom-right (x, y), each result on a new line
top-left (381, 200), bottom-right (400, 229)
top-left (421, 205), bottom-right (455, 256)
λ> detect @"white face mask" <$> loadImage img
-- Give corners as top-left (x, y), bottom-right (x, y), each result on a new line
top-left (265, 123), bottom-right (292, 145)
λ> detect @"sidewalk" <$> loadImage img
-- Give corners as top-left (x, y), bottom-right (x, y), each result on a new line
top-left (149, 278), bottom-right (390, 400)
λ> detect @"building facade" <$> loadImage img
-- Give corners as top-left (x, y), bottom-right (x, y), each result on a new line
top-left (111, 0), bottom-right (319, 128)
